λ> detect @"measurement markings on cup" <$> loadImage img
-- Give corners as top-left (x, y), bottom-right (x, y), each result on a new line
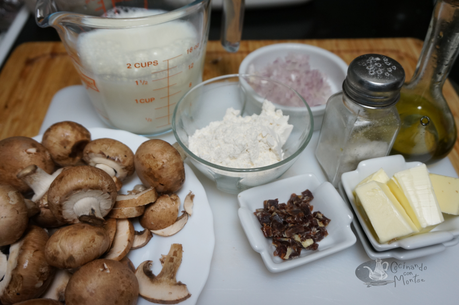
top-left (151, 54), bottom-right (183, 128)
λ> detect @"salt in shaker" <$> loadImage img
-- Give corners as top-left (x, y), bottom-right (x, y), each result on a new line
top-left (315, 54), bottom-right (405, 188)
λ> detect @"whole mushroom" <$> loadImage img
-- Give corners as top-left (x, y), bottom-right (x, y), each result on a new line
top-left (65, 258), bottom-right (139, 305)
top-left (0, 184), bottom-right (29, 246)
top-left (135, 139), bottom-right (185, 194)
top-left (83, 138), bottom-right (135, 182)
top-left (41, 121), bottom-right (91, 167)
top-left (45, 223), bottom-right (111, 269)
top-left (0, 225), bottom-right (56, 304)
top-left (47, 166), bottom-right (118, 225)
top-left (0, 136), bottom-right (55, 193)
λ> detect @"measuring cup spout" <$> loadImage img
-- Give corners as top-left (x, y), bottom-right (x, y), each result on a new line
top-left (221, 0), bottom-right (245, 52)
top-left (36, 0), bottom-right (59, 28)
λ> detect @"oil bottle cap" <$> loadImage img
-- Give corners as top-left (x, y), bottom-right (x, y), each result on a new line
top-left (343, 54), bottom-right (405, 107)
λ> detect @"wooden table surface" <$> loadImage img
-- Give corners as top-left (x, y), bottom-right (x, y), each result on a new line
top-left (1, 38), bottom-right (458, 173)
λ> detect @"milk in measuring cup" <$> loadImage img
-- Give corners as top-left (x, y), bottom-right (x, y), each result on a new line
top-left (76, 8), bottom-right (203, 135)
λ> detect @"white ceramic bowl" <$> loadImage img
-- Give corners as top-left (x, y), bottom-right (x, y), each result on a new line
top-left (238, 43), bottom-right (348, 130)
top-left (237, 173), bottom-right (356, 273)
top-left (341, 155), bottom-right (459, 252)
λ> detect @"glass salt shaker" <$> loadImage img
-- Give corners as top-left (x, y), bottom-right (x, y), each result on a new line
top-left (315, 54), bottom-right (405, 188)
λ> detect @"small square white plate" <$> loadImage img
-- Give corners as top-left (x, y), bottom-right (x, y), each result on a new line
top-left (237, 173), bottom-right (356, 273)
top-left (341, 155), bottom-right (459, 252)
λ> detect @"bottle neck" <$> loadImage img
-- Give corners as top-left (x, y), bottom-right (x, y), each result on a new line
top-left (408, 0), bottom-right (459, 91)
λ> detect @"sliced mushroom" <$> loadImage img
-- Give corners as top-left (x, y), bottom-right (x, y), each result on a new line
top-left (135, 243), bottom-right (191, 304)
top-left (184, 191), bottom-right (194, 216)
top-left (150, 212), bottom-right (188, 237)
top-left (47, 166), bottom-right (118, 225)
top-left (103, 219), bottom-right (135, 261)
top-left (41, 121), bottom-right (91, 167)
top-left (44, 223), bottom-right (111, 269)
top-left (115, 187), bottom-right (158, 207)
top-left (107, 205), bottom-right (146, 219)
top-left (0, 251), bottom-right (7, 280)
top-left (0, 225), bottom-right (56, 304)
top-left (65, 259), bottom-right (139, 305)
top-left (82, 138), bottom-right (135, 182)
top-left (41, 268), bottom-right (72, 302)
top-left (132, 229), bottom-right (153, 250)
top-left (140, 194), bottom-right (180, 230)
top-left (103, 218), bottom-right (117, 250)
top-left (0, 136), bottom-right (55, 193)
top-left (0, 184), bottom-right (29, 247)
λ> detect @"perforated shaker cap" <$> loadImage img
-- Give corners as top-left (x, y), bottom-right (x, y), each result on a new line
top-left (343, 54), bottom-right (405, 107)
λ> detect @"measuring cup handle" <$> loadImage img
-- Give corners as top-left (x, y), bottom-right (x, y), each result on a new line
top-left (221, 0), bottom-right (245, 52)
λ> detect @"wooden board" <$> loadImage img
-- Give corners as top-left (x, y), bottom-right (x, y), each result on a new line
top-left (1, 38), bottom-right (459, 173)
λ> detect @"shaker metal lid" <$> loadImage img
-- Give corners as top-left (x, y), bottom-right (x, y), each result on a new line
top-left (343, 54), bottom-right (405, 107)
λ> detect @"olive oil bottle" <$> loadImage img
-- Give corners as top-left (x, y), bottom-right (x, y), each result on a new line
top-left (390, 0), bottom-right (458, 163)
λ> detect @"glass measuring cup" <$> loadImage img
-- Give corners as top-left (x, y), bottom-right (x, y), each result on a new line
top-left (36, 0), bottom-right (244, 136)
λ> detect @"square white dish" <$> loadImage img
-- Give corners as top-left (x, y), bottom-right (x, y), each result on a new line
top-left (338, 183), bottom-right (459, 260)
top-left (341, 155), bottom-right (459, 252)
top-left (237, 173), bottom-right (356, 273)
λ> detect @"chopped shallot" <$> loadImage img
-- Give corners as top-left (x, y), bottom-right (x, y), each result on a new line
top-left (249, 53), bottom-right (332, 107)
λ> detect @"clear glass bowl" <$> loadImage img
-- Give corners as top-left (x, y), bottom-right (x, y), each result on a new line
top-left (172, 74), bottom-right (314, 194)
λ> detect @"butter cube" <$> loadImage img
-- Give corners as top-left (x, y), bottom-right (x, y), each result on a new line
top-left (355, 181), bottom-right (419, 243)
top-left (393, 164), bottom-right (444, 228)
top-left (357, 168), bottom-right (391, 187)
top-left (430, 173), bottom-right (459, 215)
top-left (387, 178), bottom-right (422, 231)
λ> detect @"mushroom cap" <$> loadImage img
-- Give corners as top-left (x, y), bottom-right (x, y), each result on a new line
top-left (31, 193), bottom-right (67, 228)
top-left (47, 166), bottom-right (118, 224)
top-left (0, 136), bottom-right (55, 193)
top-left (0, 225), bottom-right (56, 304)
top-left (0, 184), bottom-right (29, 246)
top-left (42, 121), bottom-right (91, 167)
top-left (134, 139), bottom-right (185, 194)
top-left (83, 138), bottom-right (135, 181)
top-left (65, 259), bottom-right (139, 305)
top-left (140, 194), bottom-right (180, 230)
top-left (44, 223), bottom-right (111, 269)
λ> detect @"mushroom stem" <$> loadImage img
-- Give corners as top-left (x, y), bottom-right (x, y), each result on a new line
top-left (95, 164), bottom-right (116, 177)
top-left (74, 197), bottom-right (104, 225)
top-left (17, 166), bottom-right (63, 202)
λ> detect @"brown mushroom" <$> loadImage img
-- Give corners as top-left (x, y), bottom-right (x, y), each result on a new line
top-left (41, 121), bottom-right (91, 167)
top-left (82, 138), bottom-right (135, 182)
top-left (65, 259), bottom-right (139, 305)
top-left (47, 166), bottom-right (117, 225)
top-left (103, 218), bottom-right (117, 250)
top-left (184, 191), bottom-right (195, 216)
top-left (134, 139), bottom-right (185, 194)
top-left (135, 243), bottom-right (191, 304)
top-left (140, 194), bottom-right (180, 230)
top-left (44, 223), bottom-right (111, 269)
top-left (132, 229), bottom-right (153, 250)
top-left (0, 136), bottom-right (55, 193)
top-left (150, 212), bottom-right (189, 237)
top-left (103, 219), bottom-right (135, 261)
top-left (0, 184), bottom-right (29, 247)
top-left (0, 225), bottom-right (56, 304)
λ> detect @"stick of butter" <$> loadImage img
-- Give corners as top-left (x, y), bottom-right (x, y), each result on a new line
top-left (393, 164), bottom-right (444, 228)
top-left (430, 173), bottom-right (459, 215)
top-left (355, 180), bottom-right (419, 243)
